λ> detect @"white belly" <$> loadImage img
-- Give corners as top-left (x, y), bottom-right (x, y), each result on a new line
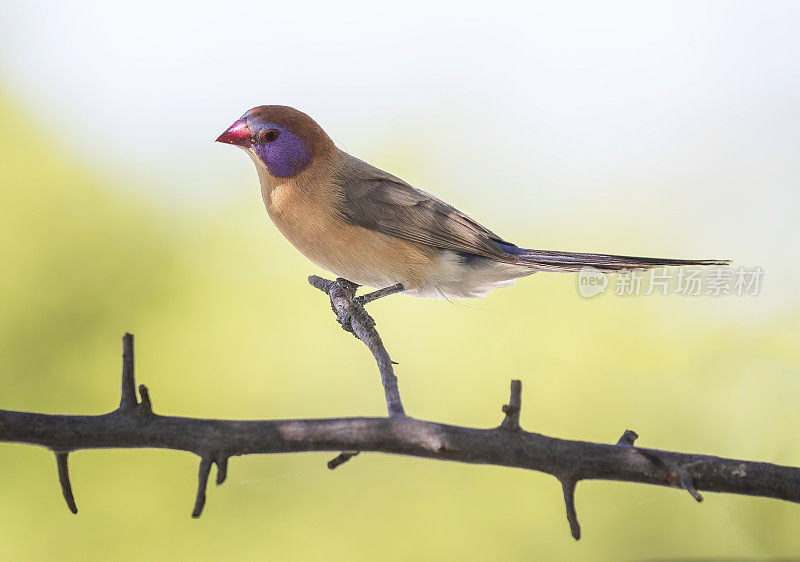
top-left (407, 251), bottom-right (536, 299)
top-left (304, 244), bottom-right (534, 300)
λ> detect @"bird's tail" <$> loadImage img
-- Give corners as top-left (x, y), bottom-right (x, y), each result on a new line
top-left (507, 247), bottom-right (730, 273)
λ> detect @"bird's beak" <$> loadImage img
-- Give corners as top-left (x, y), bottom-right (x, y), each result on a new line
top-left (216, 119), bottom-right (252, 147)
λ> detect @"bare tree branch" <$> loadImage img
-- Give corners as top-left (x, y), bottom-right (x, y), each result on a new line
top-left (0, 279), bottom-right (798, 539)
top-left (307, 276), bottom-right (404, 417)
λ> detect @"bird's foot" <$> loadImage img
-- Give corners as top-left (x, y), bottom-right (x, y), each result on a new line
top-left (307, 277), bottom-right (360, 336)
top-left (337, 282), bottom-right (402, 335)
top-left (309, 276), bottom-right (402, 337)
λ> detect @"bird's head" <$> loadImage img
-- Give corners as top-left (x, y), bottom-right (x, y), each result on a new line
top-left (216, 105), bottom-right (333, 182)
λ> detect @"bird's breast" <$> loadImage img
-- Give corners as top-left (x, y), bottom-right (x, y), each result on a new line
top-left (261, 177), bottom-right (436, 291)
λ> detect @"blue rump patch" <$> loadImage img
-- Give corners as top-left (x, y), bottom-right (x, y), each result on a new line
top-left (459, 243), bottom-right (525, 263)
top-left (498, 243), bottom-right (526, 255)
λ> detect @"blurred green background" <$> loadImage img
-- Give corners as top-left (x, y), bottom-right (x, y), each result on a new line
top-left (1, 1), bottom-right (799, 560)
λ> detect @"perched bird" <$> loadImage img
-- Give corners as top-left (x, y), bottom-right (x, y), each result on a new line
top-left (217, 106), bottom-right (727, 299)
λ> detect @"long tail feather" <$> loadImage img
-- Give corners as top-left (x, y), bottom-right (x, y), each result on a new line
top-left (508, 248), bottom-right (730, 272)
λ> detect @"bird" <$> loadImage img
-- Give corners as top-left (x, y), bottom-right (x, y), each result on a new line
top-left (216, 105), bottom-right (728, 300)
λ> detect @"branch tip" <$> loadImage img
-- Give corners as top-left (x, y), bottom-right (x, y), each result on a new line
top-left (192, 457), bottom-right (213, 518)
top-left (138, 384), bottom-right (152, 415)
top-left (328, 451), bottom-right (360, 470)
top-left (119, 333), bottom-right (137, 411)
top-left (215, 456), bottom-right (228, 486)
top-left (500, 379), bottom-right (522, 432)
top-left (560, 478), bottom-right (581, 540)
top-left (55, 452), bottom-right (77, 514)
top-left (308, 275), bottom-right (332, 293)
top-left (679, 471), bottom-right (704, 502)
top-left (616, 429), bottom-right (639, 447)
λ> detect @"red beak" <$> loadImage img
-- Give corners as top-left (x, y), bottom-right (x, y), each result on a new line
top-left (216, 119), bottom-right (252, 147)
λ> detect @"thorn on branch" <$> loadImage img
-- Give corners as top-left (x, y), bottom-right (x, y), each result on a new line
top-left (119, 333), bottom-right (137, 411)
top-left (500, 380), bottom-right (522, 432)
top-left (138, 384), bottom-right (152, 416)
top-left (560, 478), bottom-right (581, 540)
top-left (216, 456), bottom-right (228, 486)
top-left (192, 456), bottom-right (213, 518)
top-left (616, 429), bottom-right (638, 447)
top-left (55, 452), bottom-right (77, 514)
top-left (328, 451), bottom-right (360, 470)
top-left (679, 471), bottom-right (704, 502)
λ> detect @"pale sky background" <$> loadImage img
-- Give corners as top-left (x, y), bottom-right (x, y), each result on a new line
top-left (1, 0), bottom-right (799, 311)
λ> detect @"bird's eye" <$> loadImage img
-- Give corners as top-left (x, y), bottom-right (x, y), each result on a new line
top-left (263, 129), bottom-right (280, 143)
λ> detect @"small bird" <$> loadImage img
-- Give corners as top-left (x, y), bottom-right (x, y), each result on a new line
top-left (217, 106), bottom-right (727, 299)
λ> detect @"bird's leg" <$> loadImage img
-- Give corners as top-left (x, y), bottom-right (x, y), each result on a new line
top-left (355, 283), bottom-right (405, 306)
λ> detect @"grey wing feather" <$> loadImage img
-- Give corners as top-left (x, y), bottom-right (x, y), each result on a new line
top-left (334, 152), bottom-right (517, 262)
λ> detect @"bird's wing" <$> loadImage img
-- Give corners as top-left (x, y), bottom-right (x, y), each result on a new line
top-left (334, 152), bottom-right (517, 262)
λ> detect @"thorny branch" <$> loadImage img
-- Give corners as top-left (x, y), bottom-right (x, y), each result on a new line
top-left (0, 279), bottom-right (798, 539)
